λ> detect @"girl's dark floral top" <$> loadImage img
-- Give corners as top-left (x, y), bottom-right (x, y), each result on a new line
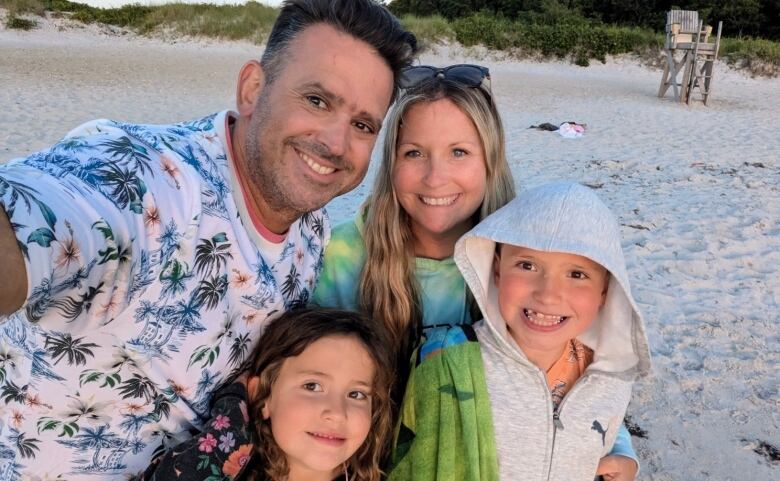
top-left (140, 382), bottom-right (257, 481)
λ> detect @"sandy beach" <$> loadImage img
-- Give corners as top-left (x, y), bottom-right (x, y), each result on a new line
top-left (1, 13), bottom-right (778, 481)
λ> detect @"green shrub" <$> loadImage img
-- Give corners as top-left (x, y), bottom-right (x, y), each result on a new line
top-left (5, 13), bottom-right (36, 29)
top-left (452, 12), bottom-right (512, 50)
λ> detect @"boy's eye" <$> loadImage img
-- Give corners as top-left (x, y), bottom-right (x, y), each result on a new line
top-left (348, 390), bottom-right (369, 401)
top-left (517, 261), bottom-right (535, 271)
top-left (570, 271), bottom-right (589, 280)
top-left (302, 382), bottom-right (323, 392)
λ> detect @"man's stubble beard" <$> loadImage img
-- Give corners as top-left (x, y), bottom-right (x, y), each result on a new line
top-left (244, 92), bottom-right (305, 226)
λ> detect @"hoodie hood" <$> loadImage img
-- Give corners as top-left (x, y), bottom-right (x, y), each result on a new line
top-left (455, 182), bottom-right (651, 378)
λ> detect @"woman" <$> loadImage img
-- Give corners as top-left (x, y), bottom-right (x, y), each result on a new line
top-left (313, 65), bottom-right (513, 362)
top-left (312, 65), bottom-right (638, 479)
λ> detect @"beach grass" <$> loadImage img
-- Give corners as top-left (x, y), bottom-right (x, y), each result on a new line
top-left (1, 1), bottom-right (778, 75)
top-left (399, 14), bottom-right (454, 50)
top-left (1, 0), bottom-right (279, 42)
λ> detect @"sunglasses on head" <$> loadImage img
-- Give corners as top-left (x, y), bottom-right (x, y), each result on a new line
top-left (399, 64), bottom-right (491, 91)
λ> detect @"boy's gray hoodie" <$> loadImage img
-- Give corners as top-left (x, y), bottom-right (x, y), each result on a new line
top-left (454, 182), bottom-right (652, 481)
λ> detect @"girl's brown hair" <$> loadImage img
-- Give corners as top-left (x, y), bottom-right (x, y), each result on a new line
top-left (247, 307), bottom-right (394, 481)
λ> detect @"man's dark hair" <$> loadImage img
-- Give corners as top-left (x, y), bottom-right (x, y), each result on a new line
top-left (261, 0), bottom-right (417, 102)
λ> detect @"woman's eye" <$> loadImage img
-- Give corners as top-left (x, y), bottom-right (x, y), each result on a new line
top-left (453, 148), bottom-right (468, 157)
top-left (403, 149), bottom-right (421, 158)
top-left (348, 390), bottom-right (369, 401)
top-left (306, 95), bottom-right (326, 109)
top-left (302, 382), bottom-right (323, 392)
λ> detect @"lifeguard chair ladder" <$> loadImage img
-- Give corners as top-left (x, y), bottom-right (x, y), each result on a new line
top-left (686, 21), bottom-right (723, 105)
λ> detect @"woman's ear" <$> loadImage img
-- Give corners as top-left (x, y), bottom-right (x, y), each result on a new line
top-left (235, 60), bottom-right (265, 117)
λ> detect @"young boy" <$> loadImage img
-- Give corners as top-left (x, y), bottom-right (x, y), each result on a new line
top-left (390, 182), bottom-right (652, 481)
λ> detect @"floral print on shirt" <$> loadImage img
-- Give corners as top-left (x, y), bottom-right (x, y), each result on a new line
top-left (0, 112), bottom-right (329, 479)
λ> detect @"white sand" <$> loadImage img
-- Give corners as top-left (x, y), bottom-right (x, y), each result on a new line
top-left (1, 14), bottom-right (778, 480)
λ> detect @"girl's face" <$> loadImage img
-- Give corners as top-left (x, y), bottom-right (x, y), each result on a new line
top-left (393, 98), bottom-right (488, 258)
top-left (261, 335), bottom-right (375, 481)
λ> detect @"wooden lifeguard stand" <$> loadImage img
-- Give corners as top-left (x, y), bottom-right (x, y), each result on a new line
top-left (657, 10), bottom-right (723, 105)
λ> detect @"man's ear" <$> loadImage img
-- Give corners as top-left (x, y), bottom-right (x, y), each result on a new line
top-left (236, 60), bottom-right (265, 116)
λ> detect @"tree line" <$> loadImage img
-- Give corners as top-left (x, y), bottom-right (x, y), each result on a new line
top-left (388, 0), bottom-right (780, 40)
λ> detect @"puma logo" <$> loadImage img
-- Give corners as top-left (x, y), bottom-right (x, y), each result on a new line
top-left (591, 420), bottom-right (607, 446)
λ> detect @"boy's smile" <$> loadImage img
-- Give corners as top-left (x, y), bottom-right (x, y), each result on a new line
top-left (523, 308), bottom-right (569, 330)
top-left (493, 245), bottom-right (609, 371)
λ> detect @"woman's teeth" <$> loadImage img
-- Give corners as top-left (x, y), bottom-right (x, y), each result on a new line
top-left (524, 309), bottom-right (567, 326)
top-left (420, 194), bottom-right (458, 206)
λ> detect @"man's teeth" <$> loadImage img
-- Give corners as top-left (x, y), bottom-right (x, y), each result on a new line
top-left (524, 309), bottom-right (566, 326)
top-left (300, 151), bottom-right (335, 175)
top-left (420, 195), bottom-right (458, 206)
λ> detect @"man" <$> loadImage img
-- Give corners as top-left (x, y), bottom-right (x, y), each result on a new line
top-left (0, 0), bottom-right (416, 477)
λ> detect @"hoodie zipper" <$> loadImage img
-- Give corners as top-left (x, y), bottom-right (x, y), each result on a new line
top-left (544, 373), bottom-right (591, 481)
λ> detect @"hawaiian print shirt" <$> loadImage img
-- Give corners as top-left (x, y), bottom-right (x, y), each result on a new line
top-left (0, 111), bottom-right (329, 479)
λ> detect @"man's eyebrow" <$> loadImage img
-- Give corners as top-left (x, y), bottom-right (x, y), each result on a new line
top-left (301, 81), bottom-right (382, 128)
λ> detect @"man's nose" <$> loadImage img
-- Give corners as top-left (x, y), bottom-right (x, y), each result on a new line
top-left (316, 118), bottom-right (350, 158)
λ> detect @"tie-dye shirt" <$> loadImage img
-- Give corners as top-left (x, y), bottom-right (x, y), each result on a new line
top-left (0, 111), bottom-right (329, 479)
top-left (312, 215), bottom-right (473, 330)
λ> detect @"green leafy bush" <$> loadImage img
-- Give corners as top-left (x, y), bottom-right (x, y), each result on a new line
top-left (5, 14), bottom-right (36, 30)
top-left (452, 12), bottom-right (512, 50)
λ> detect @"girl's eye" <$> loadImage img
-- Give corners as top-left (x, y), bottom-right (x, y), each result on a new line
top-left (302, 382), bottom-right (323, 392)
top-left (517, 261), bottom-right (535, 271)
top-left (348, 390), bottom-right (369, 401)
top-left (306, 95), bottom-right (326, 109)
top-left (453, 148), bottom-right (468, 157)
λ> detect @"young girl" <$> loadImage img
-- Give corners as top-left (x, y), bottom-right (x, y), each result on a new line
top-left (139, 308), bottom-right (394, 481)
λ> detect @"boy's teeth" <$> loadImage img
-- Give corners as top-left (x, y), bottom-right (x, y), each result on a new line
top-left (300, 151), bottom-right (335, 175)
top-left (420, 195), bottom-right (458, 206)
top-left (524, 309), bottom-right (566, 326)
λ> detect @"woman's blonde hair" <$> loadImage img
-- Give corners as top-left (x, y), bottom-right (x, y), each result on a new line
top-left (247, 308), bottom-right (394, 481)
top-left (359, 76), bottom-right (516, 361)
